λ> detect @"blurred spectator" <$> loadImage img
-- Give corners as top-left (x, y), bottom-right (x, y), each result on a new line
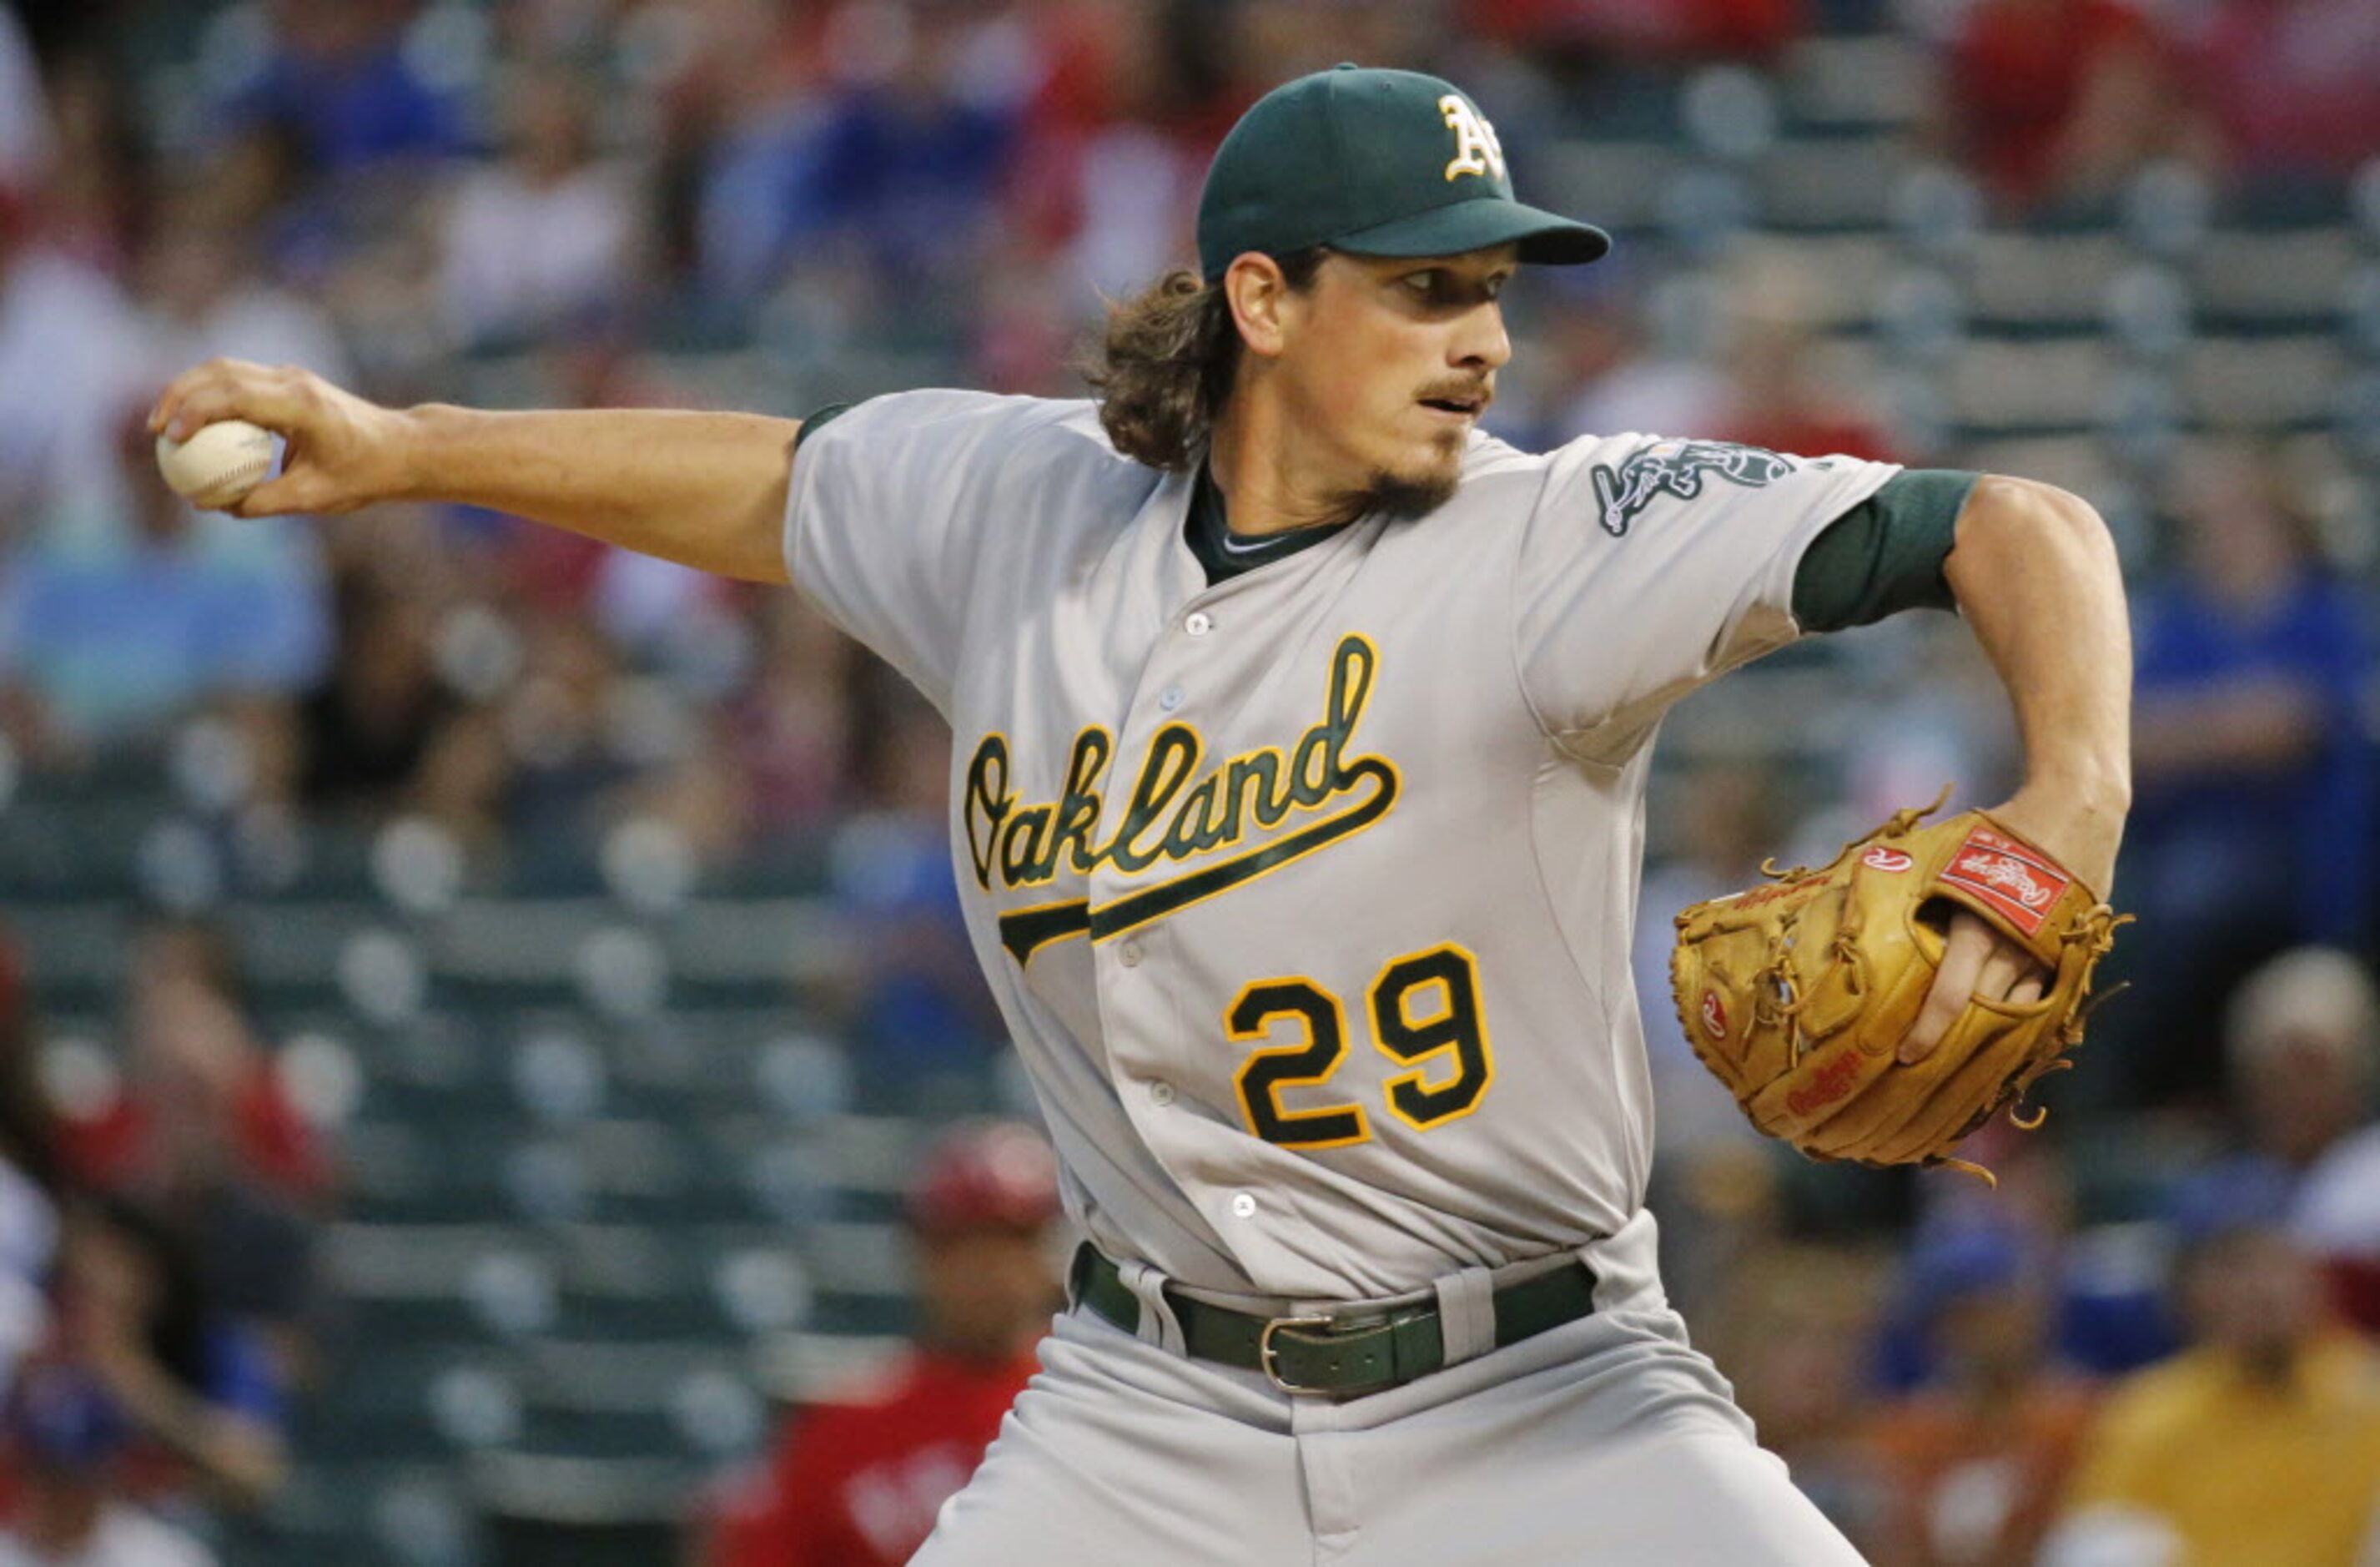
top-left (2164, 947), bottom-right (2377, 1246)
top-left (698, 2), bottom-right (1027, 310)
top-left (1544, 270), bottom-right (1727, 444)
top-left (435, 62), bottom-right (642, 349)
top-left (45, 1194), bottom-right (287, 1512)
top-left (2262, 953), bottom-right (2380, 1333)
top-left (134, 189), bottom-right (352, 397)
top-left (61, 921), bottom-right (330, 1208)
top-left (1551, 253), bottom-right (1894, 460)
top-left (1864, 1227), bottom-right (2100, 1567)
top-left (0, 409), bottom-right (330, 768)
top-left (0, 193), bottom-right (155, 542)
top-left (1706, 254), bottom-right (1899, 463)
top-left (0, 1361), bottom-right (218, 1567)
top-left (0, 6), bottom-right (51, 195)
top-left (1884, 1134), bottom-right (2176, 1384)
top-left (495, 609), bottom-right (640, 862)
top-left (57, 920), bottom-right (328, 1401)
top-left (1708, 323), bottom-right (1897, 462)
top-left (26, 48), bottom-right (147, 274)
top-left (1240, 0), bottom-right (1445, 78)
top-left (2115, 442), bottom-right (2376, 1107)
top-left (726, 595), bottom-right (859, 847)
top-left (0, 934), bottom-right (59, 1410)
top-left (699, 1120), bottom-right (1064, 1567)
top-left (829, 688), bottom-right (1005, 1101)
top-left (294, 574), bottom-right (469, 822)
top-left (2180, 0), bottom-right (2380, 197)
top-left (1007, 0), bottom-right (1237, 305)
top-left (1701, 1242), bottom-right (1891, 1549)
top-left (214, 0), bottom-right (467, 178)
top-left (2046, 1222), bottom-right (2380, 1565)
top-left (1932, 0), bottom-right (2180, 217)
top-left (1463, 0), bottom-right (1804, 63)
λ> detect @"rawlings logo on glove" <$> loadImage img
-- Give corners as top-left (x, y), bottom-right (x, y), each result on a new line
top-left (1669, 795), bottom-right (2127, 1182)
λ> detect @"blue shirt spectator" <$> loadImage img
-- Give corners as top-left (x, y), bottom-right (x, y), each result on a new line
top-left (2132, 566), bottom-right (2374, 947)
top-left (0, 502), bottom-right (328, 751)
top-left (2113, 444), bottom-right (2376, 1104)
top-left (214, 6), bottom-right (467, 175)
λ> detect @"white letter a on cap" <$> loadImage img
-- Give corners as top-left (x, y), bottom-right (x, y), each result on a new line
top-left (1438, 94), bottom-right (1507, 183)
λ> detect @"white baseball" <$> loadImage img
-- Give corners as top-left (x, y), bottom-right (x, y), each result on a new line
top-left (154, 419), bottom-right (279, 509)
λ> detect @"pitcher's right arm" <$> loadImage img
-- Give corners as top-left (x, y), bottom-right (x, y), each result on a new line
top-left (151, 359), bottom-right (803, 585)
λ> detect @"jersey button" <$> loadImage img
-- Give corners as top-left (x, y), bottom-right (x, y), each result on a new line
top-left (1118, 941), bottom-right (1144, 968)
top-left (1158, 685), bottom-right (1184, 711)
top-left (1185, 612), bottom-right (1213, 637)
top-left (1149, 1081), bottom-right (1176, 1107)
top-left (1230, 1192), bottom-right (1257, 1218)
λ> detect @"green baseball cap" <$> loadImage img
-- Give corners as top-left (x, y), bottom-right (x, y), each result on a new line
top-left (1196, 64), bottom-right (1612, 282)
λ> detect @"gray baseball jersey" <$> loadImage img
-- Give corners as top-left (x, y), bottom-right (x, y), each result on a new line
top-left (785, 390), bottom-right (1896, 1303)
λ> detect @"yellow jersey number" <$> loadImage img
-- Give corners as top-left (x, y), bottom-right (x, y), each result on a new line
top-left (1229, 944), bottom-right (1495, 1149)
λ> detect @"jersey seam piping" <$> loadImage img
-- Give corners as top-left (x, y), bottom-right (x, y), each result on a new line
top-left (1505, 456), bottom-right (1566, 751)
top-left (1503, 451), bottom-right (1643, 1177)
top-left (1505, 453), bottom-right (1628, 773)
top-left (1520, 755), bottom-right (1643, 1184)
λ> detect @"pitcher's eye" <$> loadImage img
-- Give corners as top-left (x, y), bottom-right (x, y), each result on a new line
top-left (1402, 270), bottom-right (1442, 296)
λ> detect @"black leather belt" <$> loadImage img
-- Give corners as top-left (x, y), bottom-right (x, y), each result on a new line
top-left (1069, 1242), bottom-right (1598, 1398)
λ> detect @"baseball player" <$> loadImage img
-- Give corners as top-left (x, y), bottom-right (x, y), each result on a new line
top-left (704, 1121), bottom-right (1064, 1567)
top-left (153, 64), bottom-right (2131, 1565)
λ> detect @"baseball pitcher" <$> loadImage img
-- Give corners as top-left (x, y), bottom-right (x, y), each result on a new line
top-left (153, 65), bottom-right (2130, 1564)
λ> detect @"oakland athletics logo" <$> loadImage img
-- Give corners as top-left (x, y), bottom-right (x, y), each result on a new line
top-left (1438, 94), bottom-right (1507, 183)
top-left (1588, 439), bottom-right (1796, 537)
top-left (964, 636), bottom-right (1400, 964)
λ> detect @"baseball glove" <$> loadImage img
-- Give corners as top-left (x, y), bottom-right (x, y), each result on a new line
top-left (1668, 794), bottom-right (2126, 1183)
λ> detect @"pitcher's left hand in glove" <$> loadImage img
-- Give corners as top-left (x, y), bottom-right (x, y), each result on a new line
top-left (1669, 794), bottom-right (2127, 1181)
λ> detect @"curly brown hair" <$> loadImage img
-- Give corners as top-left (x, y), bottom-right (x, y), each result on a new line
top-left (1082, 249), bottom-right (1325, 472)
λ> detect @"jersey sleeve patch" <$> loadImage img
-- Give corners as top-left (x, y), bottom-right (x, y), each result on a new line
top-left (1587, 439), bottom-right (1799, 537)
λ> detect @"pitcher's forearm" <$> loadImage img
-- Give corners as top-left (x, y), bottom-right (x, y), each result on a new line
top-left (1948, 479), bottom-right (2131, 793)
top-left (1944, 474), bottom-right (2132, 889)
top-left (399, 405), bottom-right (802, 583)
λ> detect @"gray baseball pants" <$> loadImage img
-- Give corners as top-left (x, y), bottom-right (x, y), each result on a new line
top-left (912, 1260), bottom-right (1866, 1564)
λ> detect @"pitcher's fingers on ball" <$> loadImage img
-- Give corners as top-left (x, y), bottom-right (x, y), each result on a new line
top-left (150, 359), bottom-right (305, 443)
top-left (228, 470), bottom-right (315, 520)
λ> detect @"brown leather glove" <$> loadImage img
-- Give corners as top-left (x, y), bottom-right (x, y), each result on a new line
top-left (1669, 796), bottom-right (2126, 1181)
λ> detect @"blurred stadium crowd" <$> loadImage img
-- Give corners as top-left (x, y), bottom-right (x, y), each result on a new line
top-left (0, 0), bottom-right (2377, 1563)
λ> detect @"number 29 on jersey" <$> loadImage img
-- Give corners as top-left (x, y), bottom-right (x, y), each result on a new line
top-left (1229, 943), bottom-right (1494, 1149)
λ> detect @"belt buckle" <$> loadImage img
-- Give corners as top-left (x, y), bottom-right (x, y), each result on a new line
top-left (1256, 1314), bottom-right (1341, 1394)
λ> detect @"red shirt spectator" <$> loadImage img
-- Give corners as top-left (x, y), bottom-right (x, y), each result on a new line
top-left (1465, 0), bottom-right (1802, 61)
top-left (59, 1061), bottom-right (328, 1210)
top-left (697, 1121), bottom-right (1065, 1567)
top-left (1946, 0), bottom-right (2171, 213)
top-left (708, 1347), bottom-right (1036, 1567)
top-left (2190, 0), bottom-right (2380, 184)
top-left (1708, 308), bottom-right (1901, 465)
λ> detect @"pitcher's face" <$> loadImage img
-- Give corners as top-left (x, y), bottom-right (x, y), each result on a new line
top-left (1271, 244), bottom-right (1517, 516)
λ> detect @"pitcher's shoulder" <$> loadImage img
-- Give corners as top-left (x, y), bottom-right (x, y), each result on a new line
top-left (808, 390), bottom-right (1165, 506)
top-left (818, 389), bottom-right (1105, 453)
